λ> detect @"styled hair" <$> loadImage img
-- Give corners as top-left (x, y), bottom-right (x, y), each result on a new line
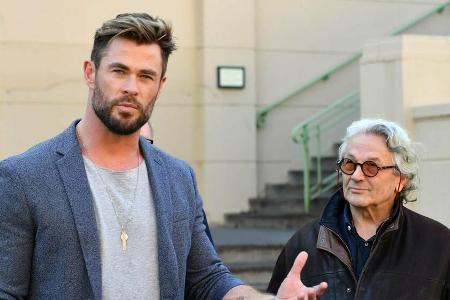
top-left (338, 119), bottom-right (419, 202)
top-left (91, 13), bottom-right (177, 77)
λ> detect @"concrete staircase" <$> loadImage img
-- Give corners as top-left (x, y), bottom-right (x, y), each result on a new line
top-left (225, 156), bottom-right (337, 229)
top-left (212, 155), bottom-right (339, 291)
top-left (211, 227), bottom-right (296, 291)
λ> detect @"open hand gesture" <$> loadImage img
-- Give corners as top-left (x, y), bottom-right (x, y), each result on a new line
top-left (276, 251), bottom-right (327, 300)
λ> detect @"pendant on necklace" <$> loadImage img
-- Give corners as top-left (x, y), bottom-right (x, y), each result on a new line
top-left (120, 229), bottom-right (129, 251)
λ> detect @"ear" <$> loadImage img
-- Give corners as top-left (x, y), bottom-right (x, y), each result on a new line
top-left (159, 75), bottom-right (167, 89)
top-left (155, 75), bottom-right (167, 99)
top-left (397, 174), bottom-right (408, 192)
top-left (83, 60), bottom-right (96, 89)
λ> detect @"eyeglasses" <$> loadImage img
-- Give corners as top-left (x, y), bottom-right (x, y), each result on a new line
top-left (337, 158), bottom-right (397, 177)
top-left (145, 138), bottom-right (154, 144)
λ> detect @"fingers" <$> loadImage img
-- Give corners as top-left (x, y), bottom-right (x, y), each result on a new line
top-left (296, 281), bottom-right (327, 300)
top-left (298, 288), bottom-right (314, 300)
top-left (288, 251), bottom-right (308, 278)
top-left (313, 282), bottom-right (328, 296)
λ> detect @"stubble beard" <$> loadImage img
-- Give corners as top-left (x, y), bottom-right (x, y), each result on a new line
top-left (91, 84), bottom-right (155, 135)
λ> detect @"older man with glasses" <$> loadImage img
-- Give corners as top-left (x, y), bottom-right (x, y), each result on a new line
top-left (267, 119), bottom-right (449, 300)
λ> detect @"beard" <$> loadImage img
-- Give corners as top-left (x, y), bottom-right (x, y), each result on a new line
top-left (91, 84), bottom-right (155, 135)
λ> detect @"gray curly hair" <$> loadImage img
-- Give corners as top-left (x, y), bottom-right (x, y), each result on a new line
top-left (338, 119), bottom-right (419, 202)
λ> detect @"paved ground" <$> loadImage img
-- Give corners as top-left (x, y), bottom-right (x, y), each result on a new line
top-left (210, 226), bottom-right (297, 247)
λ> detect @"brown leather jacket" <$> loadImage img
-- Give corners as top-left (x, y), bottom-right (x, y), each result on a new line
top-left (267, 192), bottom-right (449, 299)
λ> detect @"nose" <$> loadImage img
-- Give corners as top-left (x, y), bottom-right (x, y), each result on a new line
top-left (350, 164), bottom-right (365, 180)
top-left (122, 75), bottom-right (138, 96)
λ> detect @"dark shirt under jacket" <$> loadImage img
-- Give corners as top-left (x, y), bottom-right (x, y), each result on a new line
top-left (339, 204), bottom-right (375, 280)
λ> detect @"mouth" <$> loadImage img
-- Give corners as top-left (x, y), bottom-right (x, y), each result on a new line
top-left (347, 187), bottom-right (368, 193)
top-left (116, 102), bottom-right (138, 109)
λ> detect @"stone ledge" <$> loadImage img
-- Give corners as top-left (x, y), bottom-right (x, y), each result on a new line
top-left (413, 103), bottom-right (450, 119)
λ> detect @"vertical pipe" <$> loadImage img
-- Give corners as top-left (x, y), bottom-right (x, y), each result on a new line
top-left (316, 125), bottom-right (322, 195)
top-left (302, 125), bottom-right (310, 213)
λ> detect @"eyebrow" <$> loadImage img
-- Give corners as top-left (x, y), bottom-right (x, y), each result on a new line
top-left (107, 63), bottom-right (158, 76)
top-left (345, 153), bottom-right (382, 163)
top-left (140, 69), bottom-right (158, 76)
top-left (107, 62), bottom-right (129, 70)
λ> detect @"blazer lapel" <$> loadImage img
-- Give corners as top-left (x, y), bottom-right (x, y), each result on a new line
top-left (55, 124), bottom-right (102, 300)
top-left (141, 139), bottom-right (179, 299)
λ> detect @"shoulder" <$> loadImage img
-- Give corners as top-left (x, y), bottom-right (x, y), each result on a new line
top-left (141, 140), bottom-right (193, 173)
top-left (140, 140), bottom-right (199, 198)
top-left (267, 219), bottom-right (320, 294)
top-left (0, 127), bottom-right (72, 177)
top-left (141, 140), bottom-right (197, 185)
top-left (402, 206), bottom-right (449, 241)
top-left (280, 219), bottom-right (321, 264)
top-left (286, 220), bottom-right (320, 250)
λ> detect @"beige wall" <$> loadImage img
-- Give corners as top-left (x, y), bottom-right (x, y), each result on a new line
top-left (2, 1), bottom-right (450, 223)
top-left (360, 35), bottom-right (450, 226)
top-left (0, 0), bottom-right (256, 223)
top-left (198, 0), bottom-right (257, 222)
top-left (254, 0), bottom-right (450, 194)
top-left (413, 104), bottom-right (450, 227)
top-left (0, 0), bottom-right (201, 157)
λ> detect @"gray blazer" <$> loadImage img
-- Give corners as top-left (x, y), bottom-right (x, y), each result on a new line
top-left (0, 121), bottom-right (242, 300)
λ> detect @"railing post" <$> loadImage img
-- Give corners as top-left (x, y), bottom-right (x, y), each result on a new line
top-left (316, 125), bottom-right (322, 194)
top-left (302, 125), bottom-right (310, 213)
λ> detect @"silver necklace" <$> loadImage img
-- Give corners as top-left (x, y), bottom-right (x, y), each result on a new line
top-left (76, 127), bottom-right (140, 251)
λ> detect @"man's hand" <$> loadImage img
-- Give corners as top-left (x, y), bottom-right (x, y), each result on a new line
top-left (276, 251), bottom-right (327, 300)
top-left (223, 251), bottom-right (327, 300)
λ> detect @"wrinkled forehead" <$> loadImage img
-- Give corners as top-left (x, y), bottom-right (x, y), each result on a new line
top-left (345, 133), bottom-right (393, 163)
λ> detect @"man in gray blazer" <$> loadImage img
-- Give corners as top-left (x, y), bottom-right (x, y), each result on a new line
top-left (0, 13), bottom-right (327, 299)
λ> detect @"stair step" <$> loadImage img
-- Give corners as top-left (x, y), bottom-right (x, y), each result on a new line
top-left (211, 226), bottom-right (296, 247)
top-left (217, 152), bottom-right (340, 290)
top-left (287, 169), bottom-right (336, 185)
top-left (211, 227), bottom-right (293, 291)
top-left (226, 260), bottom-right (275, 288)
top-left (225, 212), bottom-right (317, 229)
top-left (216, 244), bottom-right (284, 263)
top-left (311, 156), bottom-right (339, 171)
top-left (226, 260), bottom-right (276, 272)
top-left (265, 183), bottom-right (304, 199)
top-left (249, 196), bottom-right (329, 214)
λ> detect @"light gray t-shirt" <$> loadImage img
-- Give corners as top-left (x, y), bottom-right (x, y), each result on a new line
top-left (83, 157), bottom-right (160, 299)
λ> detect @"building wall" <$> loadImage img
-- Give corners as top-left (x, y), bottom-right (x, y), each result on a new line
top-left (360, 35), bottom-right (450, 226)
top-left (0, 0), bottom-right (202, 160)
top-left (197, 0), bottom-right (258, 222)
top-left (255, 0), bottom-right (450, 194)
top-left (0, 0), bottom-right (205, 208)
top-left (2, 0), bottom-right (450, 223)
top-left (413, 104), bottom-right (450, 227)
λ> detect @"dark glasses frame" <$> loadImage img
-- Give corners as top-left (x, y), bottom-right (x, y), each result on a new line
top-left (337, 158), bottom-right (397, 177)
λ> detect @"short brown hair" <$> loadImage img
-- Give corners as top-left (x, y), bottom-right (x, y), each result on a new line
top-left (91, 13), bottom-right (177, 77)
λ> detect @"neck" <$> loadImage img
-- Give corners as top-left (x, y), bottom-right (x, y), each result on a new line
top-left (77, 114), bottom-right (142, 171)
top-left (349, 200), bottom-right (394, 240)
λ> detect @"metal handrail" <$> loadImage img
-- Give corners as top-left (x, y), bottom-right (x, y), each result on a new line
top-left (256, 53), bottom-right (361, 129)
top-left (256, 0), bottom-right (450, 129)
top-left (291, 90), bottom-right (360, 212)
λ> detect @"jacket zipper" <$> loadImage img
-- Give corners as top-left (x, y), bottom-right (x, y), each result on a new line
top-left (321, 225), bottom-right (358, 284)
top-left (353, 221), bottom-right (396, 299)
